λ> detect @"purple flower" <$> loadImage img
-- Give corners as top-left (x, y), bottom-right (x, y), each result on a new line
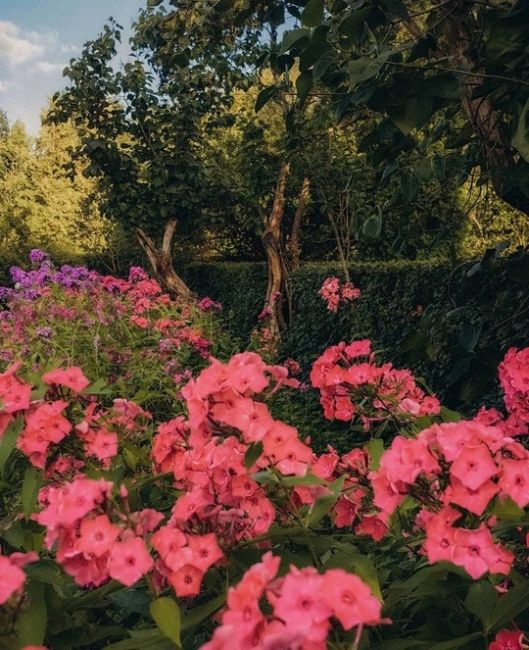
top-left (29, 249), bottom-right (50, 266)
top-left (36, 326), bottom-right (53, 339)
top-left (0, 287), bottom-right (13, 301)
top-left (128, 266), bottom-right (148, 283)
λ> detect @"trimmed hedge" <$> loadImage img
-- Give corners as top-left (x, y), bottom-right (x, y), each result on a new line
top-left (183, 255), bottom-right (529, 411)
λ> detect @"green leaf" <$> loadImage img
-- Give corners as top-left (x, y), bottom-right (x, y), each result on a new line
top-left (147, 0), bottom-right (164, 6)
top-left (362, 210), bottom-right (382, 238)
top-left (0, 417), bottom-right (23, 476)
top-left (373, 642), bottom-right (426, 650)
top-left (348, 57), bottom-right (382, 84)
top-left (181, 593), bottom-right (226, 633)
top-left (440, 406), bottom-right (462, 422)
top-left (296, 71), bottom-right (313, 106)
top-left (105, 629), bottom-right (170, 650)
top-left (485, 580), bottom-right (529, 630)
top-left (381, 0), bottom-right (410, 20)
top-left (338, 8), bottom-right (371, 38)
top-left (428, 632), bottom-right (483, 649)
top-left (15, 580), bottom-right (47, 646)
top-left (280, 28), bottom-right (310, 54)
top-left (110, 589), bottom-right (151, 616)
top-left (489, 496), bottom-right (525, 520)
top-left (464, 581), bottom-right (497, 625)
top-left (388, 96), bottom-right (434, 135)
top-left (512, 99), bottom-right (529, 163)
top-left (255, 86), bottom-right (276, 112)
top-left (301, 0), bottom-right (325, 27)
top-left (150, 597), bottom-right (181, 647)
top-left (368, 438), bottom-right (385, 471)
top-left (22, 466), bottom-right (43, 520)
top-left (83, 377), bottom-right (110, 395)
top-left (244, 442), bottom-right (263, 469)
top-left (306, 474), bottom-right (345, 527)
top-left (325, 545), bottom-right (382, 600)
top-left (313, 49), bottom-right (336, 80)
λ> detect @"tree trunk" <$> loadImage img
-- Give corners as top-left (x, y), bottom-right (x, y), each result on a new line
top-left (136, 219), bottom-right (194, 300)
top-left (443, 4), bottom-right (529, 217)
top-left (261, 162), bottom-right (290, 340)
top-left (290, 176), bottom-right (310, 272)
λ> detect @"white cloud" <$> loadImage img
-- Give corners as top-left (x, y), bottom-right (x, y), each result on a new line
top-left (0, 21), bottom-right (44, 66)
top-left (60, 44), bottom-right (79, 54)
top-left (0, 80), bottom-right (7, 93)
top-left (35, 61), bottom-right (66, 75)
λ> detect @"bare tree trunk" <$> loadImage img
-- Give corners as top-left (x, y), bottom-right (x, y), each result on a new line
top-left (136, 219), bottom-right (194, 300)
top-left (443, 3), bottom-right (529, 216)
top-left (261, 162), bottom-right (290, 340)
top-left (290, 176), bottom-right (310, 272)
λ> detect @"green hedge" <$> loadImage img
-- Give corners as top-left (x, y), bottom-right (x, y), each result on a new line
top-left (184, 255), bottom-right (529, 411)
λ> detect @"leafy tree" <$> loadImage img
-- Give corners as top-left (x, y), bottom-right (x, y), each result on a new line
top-left (0, 109), bottom-right (106, 275)
top-left (50, 7), bottom-right (264, 295)
top-left (191, 0), bottom-right (529, 222)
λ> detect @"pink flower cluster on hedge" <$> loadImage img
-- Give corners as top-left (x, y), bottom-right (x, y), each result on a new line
top-left (202, 552), bottom-right (384, 650)
top-left (319, 276), bottom-right (361, 312)
top-left (310, 339), bottom-right (440, 427)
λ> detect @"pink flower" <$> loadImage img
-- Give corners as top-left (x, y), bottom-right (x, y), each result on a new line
top-left (43, 366), bottom-right (90, 393)
top-left (489, 630), bottom-right (525, 650)
top-left (108, 537), bottom-right (153, 586)
top-left (444, 476), bottom-right (499, 516)
top-left (169, 564), bottom-right (204, 597)
top-left (77, 515), bottom-right (120, 558)
top-left (0, 554), bottom-right (27, 604)
top-left (451, 527), bottom-right (512, 580)
top-left (322, 569), bottom-right (382, 630)
top-left (273, 566), bottom-right (331, 642)
top-left (186, 533), bottom-right (224, 572)
top-left (498, 458), bottom-right (529, 507)
top-left (450, 444), bottom-right (499, 490)
top-left (0, 364), bottom-right (32, 413)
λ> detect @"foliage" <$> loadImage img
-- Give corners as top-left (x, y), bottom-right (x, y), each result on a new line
top-left (0, 111), bottom-right (111, 280)
top-left (208, 0), bottom-right (529, 220)
top-left (2, 256), bottom-right (529, 649)
top-left (49, 8), bottom-right (264, 246)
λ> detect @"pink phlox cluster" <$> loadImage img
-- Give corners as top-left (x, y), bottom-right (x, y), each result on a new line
top-left (310, 339), bottom-right (440, 427)
top-left (319, 277), bottom-right (361, 313)
top-left (201, 552), bottom-right (384, 650)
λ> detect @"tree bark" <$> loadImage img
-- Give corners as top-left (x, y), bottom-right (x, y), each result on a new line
top-left (261, 162), bottom-right (290, 340)
top-left (290, 176), bottom-right (310, 271)
top-left (443, 3), bottom-right (529, 217)
top-left (136, 219), bottom-right (194, 300)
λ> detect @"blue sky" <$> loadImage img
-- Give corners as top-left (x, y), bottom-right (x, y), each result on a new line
top-left (0, 0), bottom-right (145, 134)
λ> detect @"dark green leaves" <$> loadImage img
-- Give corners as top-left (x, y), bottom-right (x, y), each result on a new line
top-left (296, 71), bottom-right (313, 106)
top-left (280, 28), bottom-right (310, 54)
top-left (512, 99), bottom-right (529, 163)
top-left (301, 0), bottom-right (325, 27)
top-left (244, 441), bottom-right (263, 468)
top-left (381, 0), bottom-right (410, 20)
top-left (255, 86), bottom-right (277, 112)
top-left (15, 581), bottom-right (47, 646)
top-left (0, 417), bottom-right (23, 476)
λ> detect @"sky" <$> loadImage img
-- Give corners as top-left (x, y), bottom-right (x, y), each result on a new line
top-left (0, 0), bottom-right (145, 134)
